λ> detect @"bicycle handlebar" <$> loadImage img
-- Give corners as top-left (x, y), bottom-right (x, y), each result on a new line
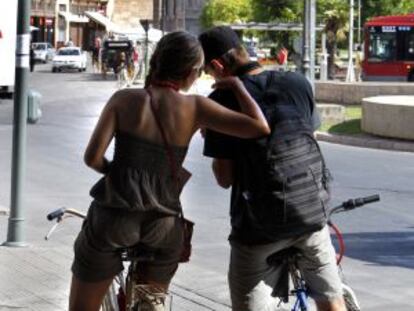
top-left (342, 194), bottom-right (380, 210)
top-left (45, 207), bottom-right (86, 240)
top-left (329, 194), bottom-right (380, 217)
top-left (47, 207), bottom-right (67, 221)
top-left (46, 207), bottom-right (86, 221)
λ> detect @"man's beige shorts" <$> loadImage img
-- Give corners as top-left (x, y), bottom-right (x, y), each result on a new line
top-left (72, 202), bottom-right (183, 283)
top-left (229, 226), bottom-right (343, 311)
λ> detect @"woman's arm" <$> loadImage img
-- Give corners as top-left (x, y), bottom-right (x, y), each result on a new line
top-left (84, 93), bottom-right (118, 173)
top-left (195, 77), bottom-right (270, 139)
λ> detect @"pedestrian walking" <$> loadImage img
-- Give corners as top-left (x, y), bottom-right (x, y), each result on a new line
top-left (199, 26), bottom-right (347, 311)
top-left (30, 43), bottom-right (35, 72)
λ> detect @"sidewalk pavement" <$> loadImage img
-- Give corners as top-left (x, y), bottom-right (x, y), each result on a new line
top-left (0, 224), bottom-right (233, 311)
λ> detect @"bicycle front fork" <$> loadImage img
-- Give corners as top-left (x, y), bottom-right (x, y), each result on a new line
top-left (293, 289), bottom-right (308, 311)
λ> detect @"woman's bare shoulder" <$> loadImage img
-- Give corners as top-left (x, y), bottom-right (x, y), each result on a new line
top-left (109, 88), bottom-right (148, 107)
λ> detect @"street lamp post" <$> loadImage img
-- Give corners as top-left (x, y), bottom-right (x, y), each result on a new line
top-left (357, 0), bottom-right (362, 46)
top-left (140, 19), bottom-right (151, 80)
top-left (302, 0), bottom-right (316, 83)
top-left (346, 0), bottom-right (355, 82)
top-left (4, 0), bottom-right (31, 247)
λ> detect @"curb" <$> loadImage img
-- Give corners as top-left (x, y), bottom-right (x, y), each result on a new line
top-left (315, 131), bottom-right (414, 153)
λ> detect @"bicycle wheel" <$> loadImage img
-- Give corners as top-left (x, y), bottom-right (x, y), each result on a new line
top-left (101, 274), bottom-right (126, 311)
top-left (342, 283), bottom-right (361, 311)
top-left (131, 299), bottom-right (166, 311)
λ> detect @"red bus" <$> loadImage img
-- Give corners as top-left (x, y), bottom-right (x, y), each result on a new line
top-left (363, 14), bottom-right (414, 81)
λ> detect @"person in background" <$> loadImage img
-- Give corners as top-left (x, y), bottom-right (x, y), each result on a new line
top-left (355, 45), bottom-right (364, 82)
top-left (30, 43), bottom-right (35, 72)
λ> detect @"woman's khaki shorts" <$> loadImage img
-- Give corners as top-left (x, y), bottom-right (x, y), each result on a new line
top-left (229, 226), bottom-right (343, 311)
top-left (71, 202), bottom-right (183, 283)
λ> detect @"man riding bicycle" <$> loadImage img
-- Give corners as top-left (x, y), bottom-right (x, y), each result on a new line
top-left (199, 26), bottom-right (347, 311)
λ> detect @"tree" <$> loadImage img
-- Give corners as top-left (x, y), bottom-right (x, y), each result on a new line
top-left (318, 0), bottom-right (349, 79)
top-left (200, 0), bottom-right (253, 29)
top-left (250, 0), bottom-right (302, 22)
top-left (362, 0), bottom-right (414, 23)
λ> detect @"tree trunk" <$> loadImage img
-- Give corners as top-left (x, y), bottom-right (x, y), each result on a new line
top-left (327, 38), bottom-right (337, 79)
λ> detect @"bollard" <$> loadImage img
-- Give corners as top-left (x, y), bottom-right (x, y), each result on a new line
top-left (27, 89), bottom-right (42, 123)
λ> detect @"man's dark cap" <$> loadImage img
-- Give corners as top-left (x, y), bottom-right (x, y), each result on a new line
top-left (198, 26), bottom-right (242, 63)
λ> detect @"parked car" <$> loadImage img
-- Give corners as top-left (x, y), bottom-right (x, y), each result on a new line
top-left (52, 47), bottom-right (87, 72)
top-left (32, 42), bottom-right (55, 63)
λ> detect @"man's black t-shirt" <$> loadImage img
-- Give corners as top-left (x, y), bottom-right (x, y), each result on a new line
top-left (203, 69), bottom-right (321, 244)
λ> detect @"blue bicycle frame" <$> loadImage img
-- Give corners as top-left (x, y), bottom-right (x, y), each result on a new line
top-left (292, 285), bottom-right (308, 311)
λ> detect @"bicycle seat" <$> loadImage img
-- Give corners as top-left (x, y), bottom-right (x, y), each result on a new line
top-left (266, 247), bottom-right (303, 303)
top-left (267, 247), bottom-right (302, 266)
top-left (120, 243), bottom-right (156, 262)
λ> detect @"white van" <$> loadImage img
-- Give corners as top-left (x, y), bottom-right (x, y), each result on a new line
top-left (0, 0), bottom-right (18, 99)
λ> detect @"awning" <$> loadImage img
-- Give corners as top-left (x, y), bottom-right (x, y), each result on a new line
top-left (85, 11), bottom-right (119, 32)
top-left (59, 11), bottom-right (89, 23)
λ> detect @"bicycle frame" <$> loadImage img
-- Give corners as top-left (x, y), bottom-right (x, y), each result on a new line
top-left (45, 207), bottom-right (171, 311)
top-left (283, 195), bottom-right (380, 311)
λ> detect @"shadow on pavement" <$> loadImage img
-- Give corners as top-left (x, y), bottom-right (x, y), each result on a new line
top-left (66, 73), bottom-right (117, 82)
top-left (334, 231), bottom-right (414, 269)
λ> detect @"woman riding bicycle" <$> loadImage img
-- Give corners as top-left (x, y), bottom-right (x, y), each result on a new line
top-left (69, 31), bottom-right (270, 310)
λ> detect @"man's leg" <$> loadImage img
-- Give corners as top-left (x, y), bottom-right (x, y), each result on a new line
top-left (296, 226), bottom-right (346, 311)
top-left (228, 239), bottom-right (295, 311)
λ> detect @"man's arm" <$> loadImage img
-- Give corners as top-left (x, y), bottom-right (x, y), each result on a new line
top-left (212, 159), bottom-right (233, 189)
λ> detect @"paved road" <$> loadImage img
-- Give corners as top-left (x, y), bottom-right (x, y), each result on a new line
top-left (0, 65), bottom-right (413, 310)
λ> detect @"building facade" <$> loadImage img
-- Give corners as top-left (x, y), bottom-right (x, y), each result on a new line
top-left (108, 0), bottom-right (153, 29)
top-left (30, 0), bottom-right (56, 44)
top-left (152, 0), bottom-right (207, 34)
top-left (185, 0), bottom-right (208, 35)
top-left (30, 0), bottom-right (206, 48)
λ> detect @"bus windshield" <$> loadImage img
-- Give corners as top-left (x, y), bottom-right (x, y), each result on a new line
top-left (368, 26), bottom-right (414, 62)
top-left (368, 29), bottom-right (396, 62)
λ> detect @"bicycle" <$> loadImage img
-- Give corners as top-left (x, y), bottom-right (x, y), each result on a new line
top-left (266, 194), bottom-right (380, 311)
top-left (45, 207), bottom-right (173, 311)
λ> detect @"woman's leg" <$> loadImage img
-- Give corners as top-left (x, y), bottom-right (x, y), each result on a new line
top-left (69, 274), bottom-right (114, 311)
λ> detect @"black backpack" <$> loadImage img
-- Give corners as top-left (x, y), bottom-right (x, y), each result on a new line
top-left (238, 71), bottom-right (331, 239)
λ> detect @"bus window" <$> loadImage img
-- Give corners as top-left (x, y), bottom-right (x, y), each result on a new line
top-left (404, 33), bottom-right (414, 60)
top-left (368, 32), bottom-right (396, 62)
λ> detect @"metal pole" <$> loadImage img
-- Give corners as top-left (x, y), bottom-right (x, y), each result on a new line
top-left (302, 0), bottom-right (310, 79)
top-left (320, 33), bottom-right (328, 81)
top-left (357, 0), bottom-right (361, 45)
top-left (4, 0), bottom-right (30, 247)
top-left (161, 0), bottom-right (165, 35)
top-left (145, 29), bottom-right (149, 79)
top-left (310, 0), bottom-right (316, 82)
top-left (346, 0), bottom-right (355, 82)
top-left (302, 0), bottom-right (316, 83)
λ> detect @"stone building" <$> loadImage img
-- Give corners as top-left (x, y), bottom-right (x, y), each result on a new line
top-left (30, 0), bottom-right (207, 48)
top-left (30, 0), bottom-right (57, 44)
top-left (185, 0), bottom-right (208, 35)
top-left (153, 0), bottom-right (207, 34)
top-left (30, 0), bottom-right (108, 48)
top-left (107, 0), bottom-right (153, 29)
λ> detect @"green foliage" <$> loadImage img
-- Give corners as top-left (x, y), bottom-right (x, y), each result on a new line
top-left (200, 0), bottom-right (253, 29)
top-left (320, 106), bottom-right (362, 135)
top-left (250, 0), bottom-right (302, 22)
top-left (362, 0), bottom-right (414, 23)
